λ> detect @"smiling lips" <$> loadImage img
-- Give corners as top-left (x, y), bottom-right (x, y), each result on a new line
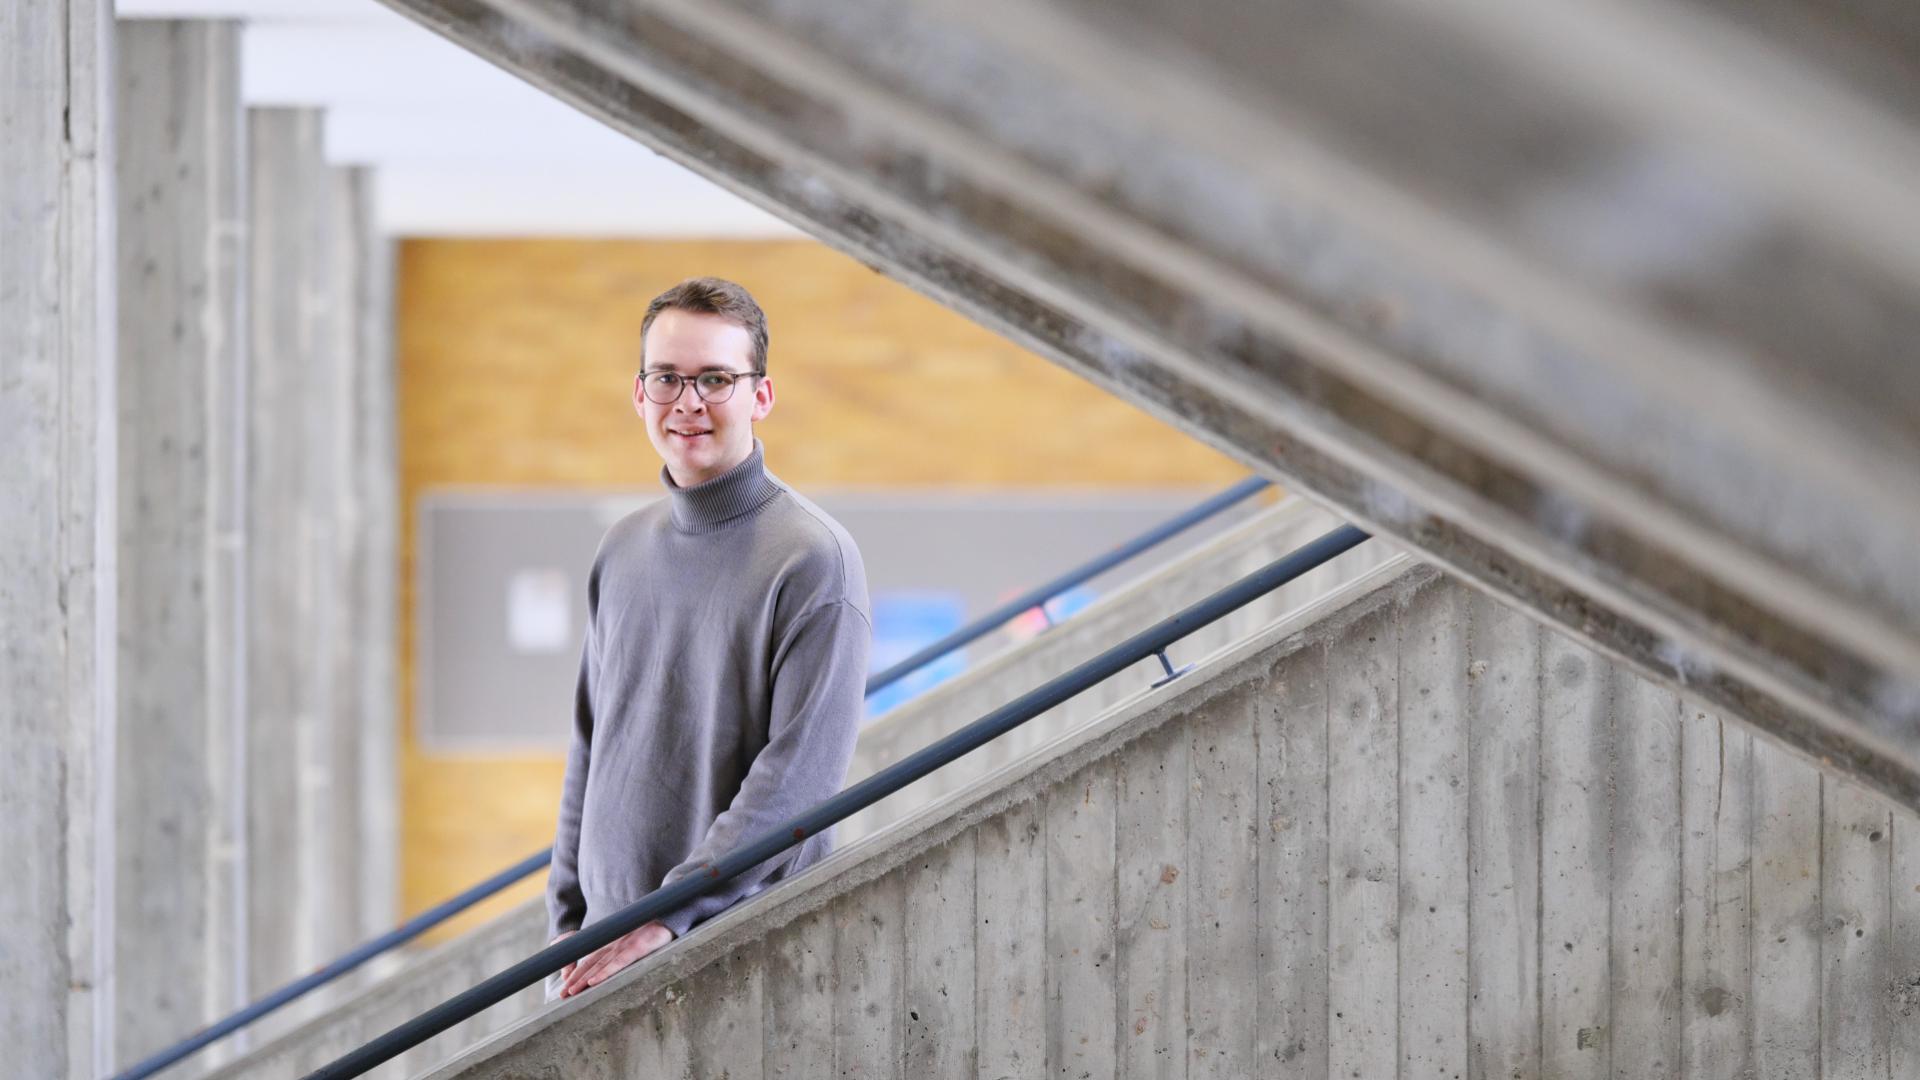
top-left (670, 428), bottom-right (712, 439)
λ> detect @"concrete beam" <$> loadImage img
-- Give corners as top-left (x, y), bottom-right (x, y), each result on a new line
top-left (373, 0), bottom-right (1920, 808)
top-left (113, 19), bottom-right (250, 1068)
top-left (0, 0), bottom-right (117, 1075)
top-left (328, 165), bottom-right (401, 947)
top-left (246, 106), bottom-right (339, 999)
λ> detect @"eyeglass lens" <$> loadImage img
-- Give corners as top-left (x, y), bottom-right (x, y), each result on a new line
top-left (644, 371), bottom-right (747, 404)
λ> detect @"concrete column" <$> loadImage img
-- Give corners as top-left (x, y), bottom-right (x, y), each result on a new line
top-left (246, 106), bottom-right (336, 997)
top-left (0, 0), bottom-right (118, 1076)
top-left (329, 167), bottom-right (401, 946)
top-left (358, 197), bottom-right (401, 943)
top-left (112, 20), bottom-right (248, 1067)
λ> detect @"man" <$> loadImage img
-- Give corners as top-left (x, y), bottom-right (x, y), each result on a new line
top-left (546, 277), bottom-right (871, 999)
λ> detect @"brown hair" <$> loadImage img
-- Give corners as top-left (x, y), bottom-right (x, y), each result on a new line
top-left (639, 277), bottom-right (770, 373)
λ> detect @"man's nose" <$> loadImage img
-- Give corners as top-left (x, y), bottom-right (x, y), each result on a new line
top-left (674, 386), bottom-right (707, 413)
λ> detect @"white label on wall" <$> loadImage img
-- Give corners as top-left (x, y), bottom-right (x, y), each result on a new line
top-left (507, 568), bottom-right (572, 654)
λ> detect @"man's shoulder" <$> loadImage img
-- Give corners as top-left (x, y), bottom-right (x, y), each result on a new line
top-left (592, 499), bottom-right (672, 565)
top-left (763, 484), bottom-right (868, 610)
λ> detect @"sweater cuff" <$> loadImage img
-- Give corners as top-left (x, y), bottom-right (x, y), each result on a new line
top-left (658, 907), bottom-right (696, 939)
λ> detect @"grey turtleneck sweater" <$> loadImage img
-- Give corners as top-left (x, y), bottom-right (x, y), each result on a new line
top-left (547, 441), bottom-right (871, 940)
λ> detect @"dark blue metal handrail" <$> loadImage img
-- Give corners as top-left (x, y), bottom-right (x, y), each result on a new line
top-left (111, 851), bottom-right (552, 1080)
top-left (308, 523), bottom-right (1368, 1079)
top-left (115, 474), bottom-right (1270, 1080)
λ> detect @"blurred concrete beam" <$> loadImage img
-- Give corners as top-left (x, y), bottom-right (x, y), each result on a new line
top-left (373, 0), bottom-right (1920, 807)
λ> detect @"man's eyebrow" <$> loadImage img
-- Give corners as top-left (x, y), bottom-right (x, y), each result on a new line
top-left (644, 363), bottom-right (745, 374)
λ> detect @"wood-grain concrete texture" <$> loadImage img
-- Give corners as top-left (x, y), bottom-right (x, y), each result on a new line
top-left (336, 167), bottom-right (404, 956)
top-left (247, 105), bottom-right (336, 1001)
top-left (114, 19), bottom-right (250, 1068)
top-left (393, 236), bottom-right (1247, 937)
top-left (245, 108), bottom-right (400, 1014)
top-left (202, 495), bottom-right (1383, 1079)
top-left (2, 0), bottom-right (115, 1073)
top-left (326, 165), bottom-right (402, 963)
top-left (417, 561), bottom-right (1920, 1080)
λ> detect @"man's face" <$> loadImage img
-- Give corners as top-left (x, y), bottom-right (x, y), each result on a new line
top-left (635, 309), bottom-right (775, 487)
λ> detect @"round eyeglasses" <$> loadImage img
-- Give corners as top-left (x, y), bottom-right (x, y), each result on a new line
top-left (640, 368), bottom-right (765, 405)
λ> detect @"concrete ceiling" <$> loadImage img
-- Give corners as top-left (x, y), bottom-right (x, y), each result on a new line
top-left (118, 0), bottom-right (795, 236)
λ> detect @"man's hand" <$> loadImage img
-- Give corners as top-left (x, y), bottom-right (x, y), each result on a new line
top-left (559, 920), bottom-right (675, 998)
top-left (548, 931), bottom-right (578, 997)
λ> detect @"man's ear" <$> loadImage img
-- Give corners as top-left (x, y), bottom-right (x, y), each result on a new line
top-left (751, 374), bottom-right (776, 423)
top-left (631, 372), bottom-right (647, 419)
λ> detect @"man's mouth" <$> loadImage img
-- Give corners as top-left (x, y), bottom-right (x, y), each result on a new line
top-left (669, 428), bottom-right (712, 440)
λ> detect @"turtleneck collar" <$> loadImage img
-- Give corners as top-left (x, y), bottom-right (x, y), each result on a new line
top-left (662, 439), bottom-right (783, 533)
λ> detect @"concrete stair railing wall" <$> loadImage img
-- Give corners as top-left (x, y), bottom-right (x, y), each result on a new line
top-left (418, 558), bottom-right (1919, 1080)
top-left (839, 495), bottom-right (1397, 846)
top-left (201, 495), bottom-right (1392, 1079)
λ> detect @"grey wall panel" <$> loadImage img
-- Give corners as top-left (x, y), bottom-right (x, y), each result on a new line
top-left (1259, 637), bottom-right (1329, 1077)
top-left (1113, 720), bottom-right (1184, 1079)
top-left (1894, 808), bottom-right (1920, 1078)
top-left (1611, 671), bottom-right (1686, 1076)
top-left (1540, 629), bottom-right (1612, 1080)
top-left (1041, 756), bottom-right (1117, 1077)
top-left (1184, 676), bottom-right (1257, 1076)
top-left (1326, 599), bottom-right (1398, 1080)
top-left (1680, 705), bottom-right (1754, 1078)
top-left (1397, 580), bottom-right (1470, 1078)
top-left (1824, 779), bottom-right (1894, 1076)
top-left (762, 905), bottom-right (835, 1077)
top-left (415, 489), bottom-right (1260, 749)
top-left (1466, 590), bottom-right (1544, 1079)
top-left (830, 873), bottom-right (904, 1074)
top-left (971, 800), bottom-right (1046, 1078)
top-left (900, 832), bottom-right (974, 1078)
top-left (1752, 745), bottom-right (1823, 1076)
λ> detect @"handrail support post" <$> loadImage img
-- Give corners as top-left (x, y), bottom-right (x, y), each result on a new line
top-left (1150, 647), bottom-right (1194, 688)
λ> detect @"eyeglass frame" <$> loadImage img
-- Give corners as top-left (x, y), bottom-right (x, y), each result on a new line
top-left (637, 366), bottom-right (768, 405)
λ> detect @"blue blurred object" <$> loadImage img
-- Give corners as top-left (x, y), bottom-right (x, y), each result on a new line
top-left (1045, 583), bottom-right (1097, 623)
top-left (866, 590), bottom-right (968, 717)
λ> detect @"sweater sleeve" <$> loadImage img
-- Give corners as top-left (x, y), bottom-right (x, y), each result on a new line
top-left (545, 588), bottom-right (600, 937)
top-left (655, 598), bottom-right (872, 937)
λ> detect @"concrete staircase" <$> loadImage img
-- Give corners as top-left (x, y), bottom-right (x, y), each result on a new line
top-left (411, 558), bottom-right (1919, 1079)
top-left (202, 495), bottom-right (1395, 1079)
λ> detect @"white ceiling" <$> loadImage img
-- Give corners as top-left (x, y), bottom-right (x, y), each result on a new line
top-left (119, 0), bottom-right (797, 237)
